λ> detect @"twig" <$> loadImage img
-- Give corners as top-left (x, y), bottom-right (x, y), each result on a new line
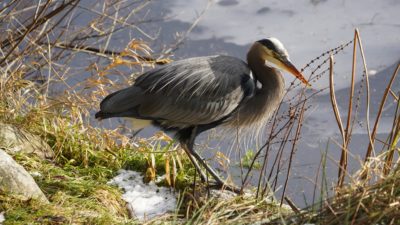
top-left (280, 98), bottom-right (306, 206)
top-left (364, 63), bottom-right (399, 163)
top-left (328, 55), bottom-right (347, 188)
top-left (284, 196), bottom-right (301, 214)
top-left (49, 42), bottom-right (169, 65)
top-left (344, 29), bottom-right (357, 145)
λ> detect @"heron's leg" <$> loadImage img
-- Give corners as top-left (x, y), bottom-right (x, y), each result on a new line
top-left (187, 127), bottom-right (241, 194)
top-left (180, 142), bottom-right (207, 182)
top-left (186, 142), bottom-right (224, 184)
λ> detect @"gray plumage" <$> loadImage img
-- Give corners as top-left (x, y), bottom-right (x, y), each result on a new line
top-left (97, 53), bottom-right (283, 129)
top-left (95, 38), bottom-right (308, 192)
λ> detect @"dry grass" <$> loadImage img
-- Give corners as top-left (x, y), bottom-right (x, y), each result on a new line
top-left (0, 1), bottom-right (183, 224)
top-left (285, 31), bottom-right (400, 224)
top-left (290, 165), bottom-right (400, 225)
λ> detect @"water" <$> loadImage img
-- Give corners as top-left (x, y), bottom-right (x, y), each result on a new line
top-left (162, 0), bottom-right (400, 89)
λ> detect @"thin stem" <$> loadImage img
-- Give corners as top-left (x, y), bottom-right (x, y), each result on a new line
top-left (329, 55), bottom-right (347, 188)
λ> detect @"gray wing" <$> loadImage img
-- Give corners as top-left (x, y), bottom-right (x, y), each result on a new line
top-left (99, 55), bottom-right (255, 127)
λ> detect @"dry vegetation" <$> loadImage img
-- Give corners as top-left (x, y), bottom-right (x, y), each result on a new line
top-left (0, 0), bottom-right (182, 223)
top-left (281, 31), bottom-right (400, 225)
top-left (0, 1), bottom-right (399, 224)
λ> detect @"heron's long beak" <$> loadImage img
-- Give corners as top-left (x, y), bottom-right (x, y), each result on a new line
top-left (280, 59), bottom-right (311, 86)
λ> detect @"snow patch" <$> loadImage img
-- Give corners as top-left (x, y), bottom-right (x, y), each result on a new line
top-left (0, 212), bottom-right (5, 224)
top-left (108, 170), bottom-right (177, 221)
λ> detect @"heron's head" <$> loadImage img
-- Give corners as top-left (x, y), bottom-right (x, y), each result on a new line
top-left (254, 37), bottom-right (310, 86)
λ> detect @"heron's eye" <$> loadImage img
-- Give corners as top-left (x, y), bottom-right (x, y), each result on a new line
top-left (272, 52), bottom-right (285, 61)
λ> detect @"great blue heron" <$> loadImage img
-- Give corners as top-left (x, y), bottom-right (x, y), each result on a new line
top-left (95, 38), bottom-right (309, 192)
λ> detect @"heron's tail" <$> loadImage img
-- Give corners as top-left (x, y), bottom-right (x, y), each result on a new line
top-left (94, 111), bottom-right (113, 120)
top-left (96, 86), bottom-right (144, 120)
top-left (95, 109), bottom-right (143, 120)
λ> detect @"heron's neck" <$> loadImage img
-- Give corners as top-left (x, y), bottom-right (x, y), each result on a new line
top-left (246, 44), bottom-right (285, 95)
top-left (238, 43), bottom-right (285, 125)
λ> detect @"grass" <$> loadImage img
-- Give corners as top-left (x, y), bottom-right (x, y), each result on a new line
top-left (1, 1), bottom-right (399, 224)
top-left (0, 111), bottom-right (197, 224)
top-left (289, 169), bottom-right (400, 225)
top-left (240, 150), bottom-right (262, 169)
top-left (1, 153), bottom-right (131, 224)
top-left (0, 109), bottom-right (196, 224)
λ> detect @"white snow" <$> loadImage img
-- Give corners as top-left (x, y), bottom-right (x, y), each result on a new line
top-left (108, 170), bottom-right (177, 221)
top-left (0, 212), bottom-right (5, 224)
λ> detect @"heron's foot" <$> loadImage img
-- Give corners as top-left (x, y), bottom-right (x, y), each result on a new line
top-left (190, 158), bottom-right (241, 194)
top-left (208, 181), bottom-right (242, 194)
top-left (193, 170), bottom-right (242, 194)
top-left (200, 168), bottom-right (242, 194)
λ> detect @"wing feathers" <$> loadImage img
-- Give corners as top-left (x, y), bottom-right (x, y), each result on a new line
top-left (98, 55), bottom-right (254, 127)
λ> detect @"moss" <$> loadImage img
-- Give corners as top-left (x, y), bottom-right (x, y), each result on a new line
top-left (240, 149), bottom-right (261, 169)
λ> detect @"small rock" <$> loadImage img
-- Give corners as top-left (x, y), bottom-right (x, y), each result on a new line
top-left (0, 149), bottom-right (48, 203)
top-left (0, 123), bottom-right (53, 159)
top-left (209, 189), bottom-right (237, 200)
